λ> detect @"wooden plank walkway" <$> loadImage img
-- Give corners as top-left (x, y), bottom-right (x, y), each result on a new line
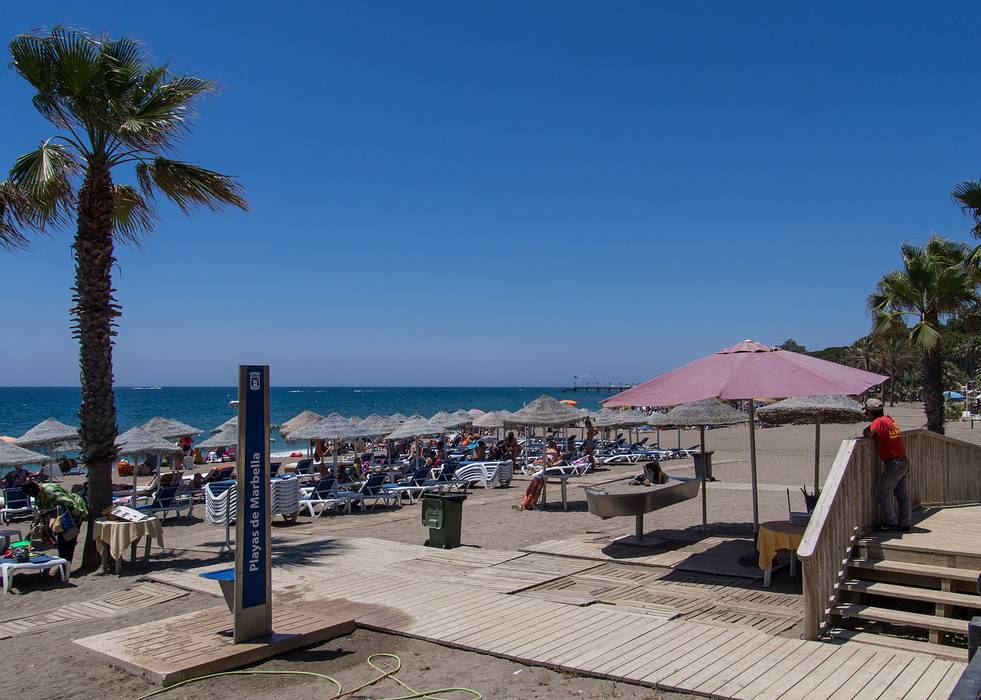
top-left (0, 581), bottom-right (186, 639)
top-left (522, 531), bottom-right (765, 578)
top-left (135, 537), bottom-right (965, 698)
top-left (74, 604), bottom-right (356, 686)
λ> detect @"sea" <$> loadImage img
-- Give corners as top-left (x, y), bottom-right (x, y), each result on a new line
top-left (0, 386), bottom-right (607, 440)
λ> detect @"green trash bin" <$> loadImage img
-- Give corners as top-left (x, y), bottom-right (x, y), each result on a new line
top-left (693, 450), bottom-right (714, 481)
top-left (422, 493), bottom-right (467, 549)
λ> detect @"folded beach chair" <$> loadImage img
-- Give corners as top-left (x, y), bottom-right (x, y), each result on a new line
top-left (0, 487), bottom-right (33, 524)
top-left (299, 477), bottom-right (350, 517)
top-left (137, 484), bottom-right (194, 522)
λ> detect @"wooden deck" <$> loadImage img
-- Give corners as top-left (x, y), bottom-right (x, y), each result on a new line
top-left (124, 535), bottom-right (966, 697)
top-left (0, 581), bottom-right (186, 639)
top-left (75, 604), bottom-right (356, 686)
top-left (874, 504), bottom-right (981, 566)
top-left (522, 529), bottom-right (766, 578)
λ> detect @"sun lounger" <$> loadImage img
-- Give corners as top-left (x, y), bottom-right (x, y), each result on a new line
top-left (136, 484), bottom-right (194, 522)
top-left (453, 460), bottom-right (513, 489)
top-left (299, 477), bottom-right (351, 516)
top-left (1, 554), bottom-right (69, 593)
top-left (0, 488), bottom-right (34, 524)
top-left (356, 473), bottom-right (400, 511)
top-left (381, 467), bottom-right (436, 504)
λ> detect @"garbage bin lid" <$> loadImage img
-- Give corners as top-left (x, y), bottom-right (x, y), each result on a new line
top-left (439, 493), bottom-right (468, 502)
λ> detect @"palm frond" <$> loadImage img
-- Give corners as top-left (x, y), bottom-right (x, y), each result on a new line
top-left (952, 178), bottom-right (981, 238)
top-left (8, 141), bottom-right (80, 227)
top-left (111, 184), bottom-right (157, 244)
top-left (0, 181), bottom-right (43, 249)
top-left (910, 321), bottom-right (942, 351)
top-left (137, 158), bottom-right (247, 213)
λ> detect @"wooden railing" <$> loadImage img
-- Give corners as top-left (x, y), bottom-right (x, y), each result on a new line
top-left (797, 428), bottom-right (981, 640)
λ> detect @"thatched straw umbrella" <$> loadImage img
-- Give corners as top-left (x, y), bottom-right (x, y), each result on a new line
top-left (661, 399), bottom-right (749, 526)
top-left (197, 425), bottom-right (239, 451)
top-left (504, 395), bottom-right (582, 463)
top-left (116, 427), bottom-right (184, 494)
top-left (278, 410), bottom-right (322, 441)
top-left (0, 442), bottom-right (50, 468)
top-left (390, 413), bottom-right (408, 423)
top-left (15, 417), bottom-right (79, 450)
top-left (757, 395), bottom-right (864, 493)
top-left (210, 417), bottom-right (237, 435)
top-left (467, 408), bottom-right (485, 417)
top-left (15, 417), bottom-right (81, 480)
top-left (290, 414), bottom-right (374, 474)
top-left (141, 416), bottom-right (203, 440)
top-left (386, 416), bottom-right (443, 469)
top-left (472, 411), bottom-right (507, 429)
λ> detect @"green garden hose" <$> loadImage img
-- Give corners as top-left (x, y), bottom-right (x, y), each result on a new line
top-left (135, 652), bottom-right (481, 700)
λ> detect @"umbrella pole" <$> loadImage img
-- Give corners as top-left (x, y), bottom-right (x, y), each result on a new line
top-left (748, 400), bottom-right (760, 534)
top-left (699, 425), bottom-right (707, 527)
top-left (814, 422), bottom-right (821, 494)
top-left (677, 428), bottom-right (681, 450)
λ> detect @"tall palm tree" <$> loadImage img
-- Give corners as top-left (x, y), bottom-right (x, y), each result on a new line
top-left (0, 28), bottom-right (247, 567)
top-left (869, 326), bottom-right (916, 407)
top-left (953, 178), bottom-right (981, 267)
top-left (868, 236), bottom-right (980, 433)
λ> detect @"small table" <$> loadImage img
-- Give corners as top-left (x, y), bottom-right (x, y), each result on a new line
top-left (758, 520), bottom-right (806, 588)
top-left (1, 555), bottom-right (69, 593)
top-left (93, 517), bottom-right (164, 575)
top-left (541, 474), bottom-right (573, 512)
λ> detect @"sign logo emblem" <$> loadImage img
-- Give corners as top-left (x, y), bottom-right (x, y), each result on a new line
top-left (249, 371), bottom-right (261, 391)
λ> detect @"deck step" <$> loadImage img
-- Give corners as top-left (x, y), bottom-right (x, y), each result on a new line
top-left (849, 558), bottom-right (981, 583)
top-left (830, 629), bottom-right (967, 661)
top-left (832, 603), bottom-right (969, 635)
top-left (841, 580), bottom-right (981, 608)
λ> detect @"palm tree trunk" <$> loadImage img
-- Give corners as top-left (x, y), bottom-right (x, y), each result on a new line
top-left (922, 347), bottom-right (945, 434)
top-left (73, 160), bottom-right (119, 569)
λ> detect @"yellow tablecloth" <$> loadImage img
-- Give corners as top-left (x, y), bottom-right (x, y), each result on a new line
top-left (757, 520), bottom-right (806, 570)
top-left (92, 518), bottom-right (164, 560)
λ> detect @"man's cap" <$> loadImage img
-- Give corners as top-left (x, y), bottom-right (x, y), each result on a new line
top-left (865, 398), bottom-right (884, 411)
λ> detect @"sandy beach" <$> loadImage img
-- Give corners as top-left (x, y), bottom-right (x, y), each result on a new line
top-left (0, 402), bottom-right (973, 699)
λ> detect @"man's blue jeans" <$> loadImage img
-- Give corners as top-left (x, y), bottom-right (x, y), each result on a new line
top-left (877, 457), bottom-right (911, 528)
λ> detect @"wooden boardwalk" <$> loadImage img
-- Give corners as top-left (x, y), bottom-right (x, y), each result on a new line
top-left (132, 536), bottom-right (965, 697)
top-left (523, 530), bottom-right (766, 578)
top-left (0, 581), bottom-right (185, 639)
top-left (75, 604), bottom-right (355, 686)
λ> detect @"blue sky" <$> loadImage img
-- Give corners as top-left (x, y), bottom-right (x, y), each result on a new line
top-left (1, 2), bottom-right (979, 386)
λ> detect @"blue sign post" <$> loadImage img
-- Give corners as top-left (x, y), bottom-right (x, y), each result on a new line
top-left (233, 364), bottom-right (272, 642)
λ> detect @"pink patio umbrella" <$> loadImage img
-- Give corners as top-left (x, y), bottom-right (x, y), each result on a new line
top-left (603, 339), bottom-right (887, 531)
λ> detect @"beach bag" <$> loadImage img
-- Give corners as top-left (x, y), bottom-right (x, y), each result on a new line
top-left (50, 507), bottom-right (78, 541)
top-left (521, 475), bottom-right (544, 510)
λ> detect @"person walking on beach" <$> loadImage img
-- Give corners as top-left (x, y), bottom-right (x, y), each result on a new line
top-left (22, 480), bottom-right (89, 565)
top-left (862, 398), bottom-right (911, 532)
top-left (584, 417), bottom-right (598, 467)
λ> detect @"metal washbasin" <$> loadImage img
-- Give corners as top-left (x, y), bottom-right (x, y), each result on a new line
top-left (585, 475), bottom-right (700, 539)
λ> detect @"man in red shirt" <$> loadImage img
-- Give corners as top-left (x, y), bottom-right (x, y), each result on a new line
top-left (862, 398), bottom-right (911, 531)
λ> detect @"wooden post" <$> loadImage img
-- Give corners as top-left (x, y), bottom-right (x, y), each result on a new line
top-left (699, 425), bottom-right (707, 526)
top-left (748, 400), bottom-right (759, 533)
top-left (814, 422), bottom-right (821, 493)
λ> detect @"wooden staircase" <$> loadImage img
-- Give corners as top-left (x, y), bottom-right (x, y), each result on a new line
top-left (828, 530), bottom-right (981, 661)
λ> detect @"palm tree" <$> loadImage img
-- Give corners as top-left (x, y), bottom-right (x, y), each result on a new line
top-left (953, 178), bottom-right (981, 267)
top-left (869, 326), bottom-right (916, 407)
top-left (0, 28), bottom-right (247, 567)
top-left (868, 236), bottom-right (980, 433)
